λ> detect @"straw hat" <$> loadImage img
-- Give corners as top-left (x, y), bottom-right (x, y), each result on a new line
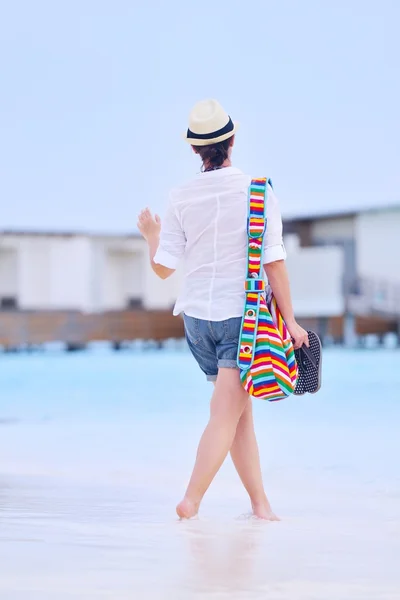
top-left (184, 99), bottom-right (239, 146)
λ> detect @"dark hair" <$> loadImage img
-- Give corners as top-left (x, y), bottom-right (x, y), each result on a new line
top-left (193, 137), bottom-right (233, 171)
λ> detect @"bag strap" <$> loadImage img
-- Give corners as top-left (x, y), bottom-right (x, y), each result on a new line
top-left (237, 178), bottom-right (269, 370)
top-left (246, 177), bottom-right (268, 279)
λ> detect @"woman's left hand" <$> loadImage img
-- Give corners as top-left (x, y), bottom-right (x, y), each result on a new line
top-left (286, 320), bottom-right (310, 350)
top-left (137, 208), bottom-right (161, 242)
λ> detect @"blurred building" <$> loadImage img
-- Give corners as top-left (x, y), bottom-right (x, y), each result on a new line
top-left (1, 202), bottom-right (399, 342)
top-left (285, 202), bottom-right (400, 323)
top-left (0, 232), bottom-right (179, 312)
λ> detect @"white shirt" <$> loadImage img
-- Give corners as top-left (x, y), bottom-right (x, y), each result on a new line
top-left (154, 167), bottom-right (286, 321)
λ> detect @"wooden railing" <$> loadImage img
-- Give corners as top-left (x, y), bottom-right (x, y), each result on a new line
top-left (0, 310), bottom-right (184, 349)
top-left (298, 315), bottom-right (398, 340)
top-left (0, 309), bottom-right (397, 350)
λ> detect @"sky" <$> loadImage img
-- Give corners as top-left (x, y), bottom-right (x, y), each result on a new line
top-left (0, 0), bottom-right (399, 233)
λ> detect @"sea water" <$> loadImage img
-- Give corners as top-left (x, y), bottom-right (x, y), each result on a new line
top-left (0, 347), bottom-right (399, 599)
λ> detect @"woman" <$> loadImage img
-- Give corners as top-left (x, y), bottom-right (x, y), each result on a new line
top-left (137, 99), bottom-right (308, 520)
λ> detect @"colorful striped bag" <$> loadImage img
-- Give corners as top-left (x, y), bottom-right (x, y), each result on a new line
top-left (237, 178), bottom-right (298, 401)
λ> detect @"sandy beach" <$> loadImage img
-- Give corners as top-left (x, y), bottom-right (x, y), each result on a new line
top-left (1, 347), bottom-right (399, 599)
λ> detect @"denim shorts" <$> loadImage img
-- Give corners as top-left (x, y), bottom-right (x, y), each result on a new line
top-left (183, 314), bottom-right (242, 382)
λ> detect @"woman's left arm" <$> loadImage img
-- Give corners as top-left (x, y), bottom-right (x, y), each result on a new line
top-left (263, 184), bottom-right (308, 349)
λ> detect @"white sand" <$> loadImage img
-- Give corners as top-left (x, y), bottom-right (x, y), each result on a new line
top-left (0, 348), bottom-right (399, 599)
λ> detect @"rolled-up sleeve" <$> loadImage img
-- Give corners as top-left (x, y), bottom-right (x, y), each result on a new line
top-left (153, 197), bottom-right (186, 269)
top-left (263, 184), bottom-right (286, 264)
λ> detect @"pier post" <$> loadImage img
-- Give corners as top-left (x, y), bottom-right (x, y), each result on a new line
top-left (343, 313), bottom-right (357, 348)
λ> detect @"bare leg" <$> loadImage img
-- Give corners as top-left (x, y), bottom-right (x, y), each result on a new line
top-left (230, 400), bottom-right (279, 520)
top-left (176, 369), bottom-right (249, 519)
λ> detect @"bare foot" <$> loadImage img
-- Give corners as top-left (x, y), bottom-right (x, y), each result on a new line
top-left (176, 496), bottom-right (199, 519)
top-left (251, 499), bottom-right (280, 521)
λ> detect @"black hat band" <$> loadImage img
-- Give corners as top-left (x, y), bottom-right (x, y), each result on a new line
top-left (187, 117), bottom-right (234, 141)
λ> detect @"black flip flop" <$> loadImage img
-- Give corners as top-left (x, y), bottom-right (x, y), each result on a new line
top-left (294, 331), bottom-right (322, 395)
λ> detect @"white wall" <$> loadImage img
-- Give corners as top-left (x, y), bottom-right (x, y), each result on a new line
top-left (49, 237), bottom-right (93, 310)
top-left (0, 248), bottom-right (18, 298)
top-left (0, 234), bottom-right (181, 312)
top-left (92, 238), bottom-right (147, 310)
top-left (311, 216), bottom-right (355, 242)
top-left (95, 236), bottom-right (183, 312)
top-left (13, 236), bottom-right (93, 310)
top-left (142, 265), bottom-right (182, 311)
top-left (285, 235), bottom-right (344, 317)
top-left (101, 249), bottom-right (143, 309)
top-left (355, 209), bottom-right (400, 283)
top-left (18, 238), bottom-right (51, 309)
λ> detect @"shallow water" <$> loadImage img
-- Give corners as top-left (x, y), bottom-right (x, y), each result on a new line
top-left (0, 347), bottom-right (399, 599)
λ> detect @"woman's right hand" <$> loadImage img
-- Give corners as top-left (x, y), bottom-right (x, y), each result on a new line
top-left (286, 320), bottom-right (309, 349)
top-left (137, 208), bottom-right (161, 242)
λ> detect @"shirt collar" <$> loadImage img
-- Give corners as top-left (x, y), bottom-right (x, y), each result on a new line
top-left (195, 166), bottom-right (243, 178)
